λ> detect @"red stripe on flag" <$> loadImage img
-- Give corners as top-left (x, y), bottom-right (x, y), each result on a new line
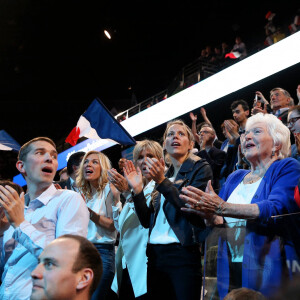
top-left (225, 52), bottom-right (238, 59)
top-left (294, 186), bottom-right (300, 208)
top-left (65, 127), bottom-right (80, 146)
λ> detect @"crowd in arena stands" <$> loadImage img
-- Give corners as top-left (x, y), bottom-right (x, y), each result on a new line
top-left (1, 81), bottom-right (300, 299)
top-left (115, 7), bottom-right (299, 121)
top-left (1, 8), bottom-right (300, 300)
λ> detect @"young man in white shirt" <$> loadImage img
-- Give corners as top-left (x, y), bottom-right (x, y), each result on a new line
top-left (0, 137), bottom-right (89, 300)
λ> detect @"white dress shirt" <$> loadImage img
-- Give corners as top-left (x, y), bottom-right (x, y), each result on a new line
top-left (0, 184), bottom-right (89, 300)
top-left (86, 183), bottom-right (121, 244)
top-left (149, 176), bottom-right (180, 244)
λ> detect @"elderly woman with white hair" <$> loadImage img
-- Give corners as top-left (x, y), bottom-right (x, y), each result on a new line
top-left (180, 113), bottom-right (300, 298)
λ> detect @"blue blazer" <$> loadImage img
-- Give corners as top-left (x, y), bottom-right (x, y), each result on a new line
top-left (216, 158), bottom-right (300, 299)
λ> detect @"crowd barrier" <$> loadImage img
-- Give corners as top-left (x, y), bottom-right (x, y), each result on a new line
top-left (202, 212), bottom-right (300, 299)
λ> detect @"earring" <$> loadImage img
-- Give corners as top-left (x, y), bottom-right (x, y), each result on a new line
top-left (271, 150), bottom-right (275, 157)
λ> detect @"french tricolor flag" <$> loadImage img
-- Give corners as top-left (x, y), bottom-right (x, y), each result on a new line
top-left (65, 98), bottom-right (136, 147)
top-left (225, 51), bottom-right (241, 59)
top-left (0, 130), bottom-right (21, 151)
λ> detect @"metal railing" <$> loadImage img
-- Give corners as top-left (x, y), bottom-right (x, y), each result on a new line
top-left (114, 58), bottom-right (220, 122)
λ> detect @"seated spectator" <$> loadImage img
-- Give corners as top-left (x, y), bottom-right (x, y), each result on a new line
top-left (287, 105), bottom-right (300, 162)
top-left (59, 166), bottom-right (69, 181)
top-left (196, 125), bottom-right (226, 193)
top-left (264, 11), bottom-right (277, 47)
top-left (219, 119), bottom-right (239, 187)
top-left (227, 36), bottom-right (247, 60)
top-left (210, 45), bottom-right (224, 67)
top-left (190, 107), bottom-right (223, 149)
top-left (253, 88), bottom-right (294, 126)
top-left (221, 41), bottom-right (232, 67)
top-left (219, 100), bottom-right (249, 187)
top-left (30, 234), bottom-right (102, 300)
top-left (204, 45), bottom-right (214, 62)
top-left (231, 99), bottom-right (249, 133)
top-left (58, 151), bottom-right (85, 191)
top-left (198, 48), bottom-right (208, 62)
top-left (296, 84), bottom-right (300, 105)
top-left (118, 157), bottom-right (127, 175)
top-left (288, 8), bottom-right (300, 34)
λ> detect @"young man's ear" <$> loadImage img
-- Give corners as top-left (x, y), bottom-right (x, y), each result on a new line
top-left (16, 160), bottom-right (26, 176)
top-left (72, 165), bottom-right (79, 174)
top-left (76, 268), bottom-right (94, 291)
top-left (245, 110), bottom-right (250, 117)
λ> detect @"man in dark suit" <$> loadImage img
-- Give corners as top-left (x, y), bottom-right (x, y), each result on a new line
top-left (196, 125), bottom-right (226, 193)
top-left (59, 151), bottom-right (85, 191)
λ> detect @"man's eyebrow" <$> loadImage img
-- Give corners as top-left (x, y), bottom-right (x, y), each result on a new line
top-left (41, 257), bottom-right (59, 265)
top-left (51, 150), bottom-right (58, 155)
top-left (34, 147), bottom-right (58, 155)
top-left (34, 147), bottom-right (46, 152)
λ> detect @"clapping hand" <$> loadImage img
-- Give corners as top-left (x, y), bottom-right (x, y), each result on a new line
top-left (189, 112), bottom-right (197, 122)
top-left (123, 160), bottom-right (144, 195)
top-left (224, 120), bottom-right (239, 144)
top-left (0, 185), bottom-right (25, 228)
top-left (180, 180), bottom-right (222, 213)
top-left (144, 157), bottom-right (165, 184)
top-left (107, 168), bottom-right (130, 193)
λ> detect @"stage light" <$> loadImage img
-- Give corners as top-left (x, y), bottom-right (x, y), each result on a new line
top-left (104, 30), bottom-right (111, 39)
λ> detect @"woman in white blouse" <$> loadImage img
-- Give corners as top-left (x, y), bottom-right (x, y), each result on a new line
top-left (77, 150), bottom-right (120, 300)
top-left (109, 140), bottom-right (164, 299)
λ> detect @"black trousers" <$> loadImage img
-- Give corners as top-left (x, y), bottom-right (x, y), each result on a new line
top-left (119, 267), bottom-right (148, 300)
top-left (146, 243), bottom-right (202, 300)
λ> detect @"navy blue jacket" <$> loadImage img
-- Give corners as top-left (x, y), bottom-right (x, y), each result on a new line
top-left (133, 154), bottom-right (213, 246)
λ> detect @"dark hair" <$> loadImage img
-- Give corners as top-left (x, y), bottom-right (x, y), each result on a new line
top-left (59, 167), bottom-right (68, 177)
top-left (18, 137), bottom-right (56, 161)
top-left (270, 87), bottom-right (294, 106)
top-left (230, 99), bottom-right (249, 112)
top-left (67, 151), bottom-right (85, 176)
top-left (224, 287), bottom-right (266, 300)
top-left (0, 180), bottom-right (24, 195)
top-left (196, 122), bottom-right (212, 132)
top-left (57, 234), bottom-right (102, 297)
